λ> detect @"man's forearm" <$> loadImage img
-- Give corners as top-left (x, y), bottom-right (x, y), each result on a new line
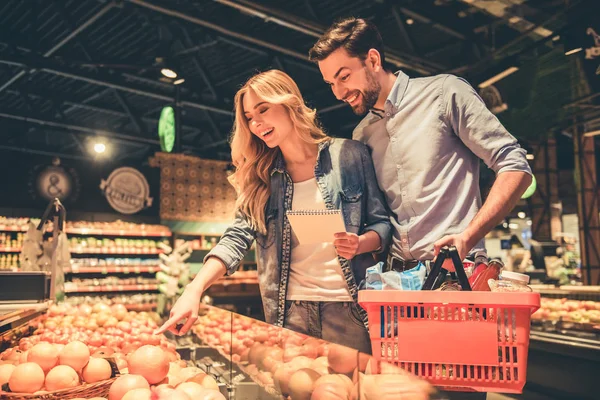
top-left (464, 171), bottom-right (532, 249)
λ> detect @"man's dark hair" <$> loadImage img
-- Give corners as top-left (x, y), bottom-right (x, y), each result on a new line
top-left (308, 17), bottom-right (386, 67)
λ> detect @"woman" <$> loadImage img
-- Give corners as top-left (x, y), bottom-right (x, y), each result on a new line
top-left (155, 70), bottom-right (390, 353)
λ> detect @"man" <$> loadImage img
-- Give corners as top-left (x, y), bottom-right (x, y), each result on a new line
top-left (309, 17), bottom-right (532, 274)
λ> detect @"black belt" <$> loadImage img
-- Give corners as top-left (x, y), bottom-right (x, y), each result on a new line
top-left (386, 255), bottom-right (429, 272)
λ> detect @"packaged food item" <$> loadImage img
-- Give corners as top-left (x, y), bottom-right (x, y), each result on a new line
top-left (363, 261), bottom-right (427, 291)
top-left (467, 251), bottom-right (489, 284)
top-left (488, 271), bottom-right (532, 292)
top-left (471, 259), bottom-right (503, 291)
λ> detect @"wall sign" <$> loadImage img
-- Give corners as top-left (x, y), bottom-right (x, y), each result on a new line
top-left (158, 106), bottom-right (176, 153)
top-left (521, 174), bottom-right (537, 200)
top-left (100, 167), bottom-right (153, 214)
top-left (29, 161), bottom-right (80, 204)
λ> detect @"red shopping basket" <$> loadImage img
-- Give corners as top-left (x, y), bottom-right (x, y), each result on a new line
top-left (359, 247), bottom-right (540, 393)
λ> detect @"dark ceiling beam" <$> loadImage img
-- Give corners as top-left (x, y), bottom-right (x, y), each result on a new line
top-left (53, 0), bottom-right (147, 136)
top-left (303, 0), bottom-right (321, 22)
top-left (272, 56), bottom-right (286, 71)
top-left (6, 88), bottom-right (210, 137)
top-left (69, 133), bottom-right (87, 154)
top-left (391, 6), bottom-right (416, 54)
top-left (175, 25), bottom-right (220, 100)
top-left (398, 7), bottom-right (467, 41)
top-left (173, 39), bottom-right (219, 57)
top-left (449, 2), bottom-right (580, 74)
top-left (210, 0), bottom-right (441, 74)
top-left (0, 111), bottom-right (160, 146)
top-left (113, 90), bottom-right (146, 134)
top-left (0, 52), bottom-right (233, 116)
top-left (201, 138), bottom-right (229, 150)
top-left (0, 1), bottom-right (114, 94)
top-left (63, 88), bottom-right (111, 115)
top-left (202, 110), bottom-right (224, 142)
top-left (126, 0), bottom-right (316, 63)
top-left (0, 144), bottom-right (93, 161)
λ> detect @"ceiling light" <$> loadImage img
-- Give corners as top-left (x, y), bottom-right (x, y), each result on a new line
top-left (478, 66), bottom-right (519, 88)
top-left (406, 18), bottom-right (414, 25)
top-left (508, 223), bottom-right (519, 229)
top-left (552, 35), bottom-right (561, 42)
top-left (94, 142), bottom-right (106, 154)
top-left (526, 154), bottom-right (535, 160)
top-left (518, 212), bottom-right (526, 219)
top-left (173, 78), bottom-right (185, 85)
top-left (565, 48), bottom-right (583, 56)
top-left (161, 68), bottom-right (178, 78)
top-left (502, 222), bottom-right (508, 228)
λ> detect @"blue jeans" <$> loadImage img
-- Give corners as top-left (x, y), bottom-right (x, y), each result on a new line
top-left (283, 300), bottom-right (372, 354)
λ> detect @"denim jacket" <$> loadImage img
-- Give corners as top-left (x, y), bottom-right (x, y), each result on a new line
top-left (205, 138), bottom-right (391, 328)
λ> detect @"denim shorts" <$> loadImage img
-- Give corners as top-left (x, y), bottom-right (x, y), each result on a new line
top-left (283, 300), bottom-right (372, 354)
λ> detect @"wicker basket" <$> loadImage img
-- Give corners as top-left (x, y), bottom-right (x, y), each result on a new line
top-left (1, 377), bottom-right (116, 400)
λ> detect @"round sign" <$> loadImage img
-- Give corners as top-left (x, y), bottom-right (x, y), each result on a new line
top-left (158, 106), bottom-right (176, 153)
top-left (100, 167), bottom-right (152, 214)
top-left (521, 174), bottom-right (537, 199)
top-left (36, 166), bottom-right (73, 201)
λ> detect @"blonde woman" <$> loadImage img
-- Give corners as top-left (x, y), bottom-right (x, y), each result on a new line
top-left (155, 70), bottom-right (391, 353)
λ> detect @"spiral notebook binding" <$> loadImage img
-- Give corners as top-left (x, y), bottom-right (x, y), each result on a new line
top-left (286, 209), bottom-right (342, 216)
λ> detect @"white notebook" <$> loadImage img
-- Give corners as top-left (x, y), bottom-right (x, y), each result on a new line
top-left (286, 209), bottom-right (346, 245)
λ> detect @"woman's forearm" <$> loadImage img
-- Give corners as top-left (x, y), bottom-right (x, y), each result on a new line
top-left (357, 230), bottom-right (382, 254)
top-left (186, 256), bottom-right (227, 294)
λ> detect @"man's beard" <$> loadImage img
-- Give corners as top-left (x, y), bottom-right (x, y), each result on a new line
top-left (351, 70), bottom-right (381, 116)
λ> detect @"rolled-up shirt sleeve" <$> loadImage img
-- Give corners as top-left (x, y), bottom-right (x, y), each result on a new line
top-left (204, 210), bottom-right (257, 276)
top-left (443, 75), bottom-right (532, 176)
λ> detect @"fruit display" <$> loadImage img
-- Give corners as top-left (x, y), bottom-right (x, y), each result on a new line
top-left (191, 306), bottom-right (436, 400)
top-left (532, 297), bottom-right (600, 327)
top-left (0, 302), bottom-right (226, 400)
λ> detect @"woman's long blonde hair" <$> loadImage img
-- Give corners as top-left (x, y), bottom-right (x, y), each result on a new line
top-left (229, 69), bottom-right (329, 234)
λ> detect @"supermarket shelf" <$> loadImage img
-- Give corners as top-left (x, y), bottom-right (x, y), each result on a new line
top-left (64, 265), bottom-right (160, 274)
top-left (0, 247), bottom-right (21, 252)
top-left (66, 228), bottom-right (171, 237)
top-left (1, 247), bottom-right (164, 255)
top-left (70, 248), bottom-right (164, 255)
top-left (65, 284), bottom-right (159, 293)
top-left (0, 225), bottom-right (171, 237)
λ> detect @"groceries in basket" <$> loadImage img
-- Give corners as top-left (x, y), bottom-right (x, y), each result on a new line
top-left (488, 270), bottom-right (532, 292)
top-left (363, 261), bottom-right (427, 291)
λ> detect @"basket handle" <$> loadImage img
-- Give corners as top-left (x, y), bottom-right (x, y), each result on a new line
top-left (422, 246), bottom-right (471, 291)
top-left (36, 198), bottom-right (66, 233)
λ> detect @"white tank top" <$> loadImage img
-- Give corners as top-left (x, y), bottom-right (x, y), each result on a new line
top-left (287, 177), bottom-right (352, 301)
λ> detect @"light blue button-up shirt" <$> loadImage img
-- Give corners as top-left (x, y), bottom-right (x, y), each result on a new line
top-left (353, 72), bottom-right (532, 261)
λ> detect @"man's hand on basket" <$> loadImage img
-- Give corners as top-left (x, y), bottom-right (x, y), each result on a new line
top-left (433, 234), bottom-right (471, 272)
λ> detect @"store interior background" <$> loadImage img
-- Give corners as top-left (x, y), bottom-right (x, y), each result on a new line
top-left (0, 1), bottom-right (599, 399)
